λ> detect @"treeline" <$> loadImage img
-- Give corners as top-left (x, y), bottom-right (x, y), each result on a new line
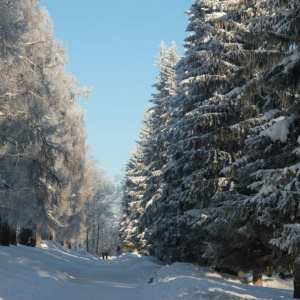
top-left (0, 0), bottom-right (118, 255)
top-left (119, 0), bottom-right (300, 298)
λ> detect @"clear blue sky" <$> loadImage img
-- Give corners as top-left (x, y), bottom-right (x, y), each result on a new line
top-left (41, 1), bottom-right (190, 180)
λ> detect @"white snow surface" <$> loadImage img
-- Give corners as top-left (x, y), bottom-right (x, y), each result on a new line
top-left (260, 115), bottom-right (295, 142)
top-left (0, 240), bottom-right (294, 300)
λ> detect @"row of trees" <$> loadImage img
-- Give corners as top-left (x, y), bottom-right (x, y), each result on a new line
top-left (120, 0), bottom-right (300, 297)
top-left (84, 157), bottom-right (121, 256)
top-left (0, 0), bottom-right (119, 254)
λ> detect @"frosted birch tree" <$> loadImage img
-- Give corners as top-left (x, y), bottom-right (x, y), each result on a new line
top-left (83, 158), bottom-right (114, 256)
top-left (0, 1), bottom-right (89, 245)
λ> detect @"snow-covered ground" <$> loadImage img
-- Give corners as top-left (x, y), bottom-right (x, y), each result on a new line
top-left (0, 241), bottom-right (294, 299)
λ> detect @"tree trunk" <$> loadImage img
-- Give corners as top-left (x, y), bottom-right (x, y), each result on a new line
top-left (50, 231), bottom-right (56, 241)
top-left (30, 236), bottom-right (36, 247)
top-left (237, 270), bottom-right (247, 284)
top-left (253, 270), bottom-right (263, 286)
top-left (9, 227), bottom-right (17, 245)
top-left (86, 230), bottom-right (89, 252)
top-left (63, 240), bottom-right (71, 249)
top-left (294, 263), bottom-right (300, 299)
top-left (96, 220), bottom-right (100, 256)
top-left (19, 228), bottom-right (33, 246)
top-left (237, 271), bottom-right (245, 278)
top-left (35, 233), bottom-right (41, 247)
top-left (92, 219), bottom-right (95, 253)
top-left (0, 221), bottom-right (10, 246)
top-left (34, 224), bottom-right (41, 247)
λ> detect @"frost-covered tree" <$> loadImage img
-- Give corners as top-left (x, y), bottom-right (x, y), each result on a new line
top-left (206, 0), bottom-right (300, 290)
top-left (119, 108), bottom-right (153, 252)
top-left (0, 0), bottom-right (33, 60)
top-left (0, 1), bottom-right (89, 244)
top-left (83, 157), bottom-right (115, 256)
top-left (138, 42), bottom-right (179, 254)
top-left (118, 3), bottom-right (299, 295)
top-left (238, 0), bottom-right (300, 294)
top-left (0, 0), bottom-right (38, 235)
top-left (147, 0), bottom-right (275, 264)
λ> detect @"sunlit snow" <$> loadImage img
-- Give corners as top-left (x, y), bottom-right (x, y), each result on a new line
top-left (0, 240), bottom-right (294, 300)
top-left (260, 115), bottom-right (295, 142)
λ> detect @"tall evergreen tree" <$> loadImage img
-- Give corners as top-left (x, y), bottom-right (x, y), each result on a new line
top-left (138, 42), bottom-right (179, 255)
top-left (147, 0), bottom-right (276, 263)
top-left (206, 0), bottom-right (300, 290)
top-left (118, 0), bottom-right (300, 296)
top-left (119, 108), bottom-right (153, 252)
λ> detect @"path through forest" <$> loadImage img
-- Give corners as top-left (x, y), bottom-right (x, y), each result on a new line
top-left (0, 241), bottom-right (294, 300)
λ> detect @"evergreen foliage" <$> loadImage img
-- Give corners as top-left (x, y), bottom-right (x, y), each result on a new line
top-left (139, 42), bottom-right (180, 255)
top-left (207, 0), bottom-right (300, 279)
top-left (148, 0), bottom-right (273, 263)
top-left (120, 0), bottom-right (300, 296)
top-left (119, 108), bottom-right (153, 252)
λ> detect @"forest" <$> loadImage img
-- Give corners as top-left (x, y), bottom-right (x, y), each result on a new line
top-left (119, 0), bottom-right (300, 298)
top-left (0, 0), bottom-right (120, 257)
top-left (1, 0), bottom-right (300, 298)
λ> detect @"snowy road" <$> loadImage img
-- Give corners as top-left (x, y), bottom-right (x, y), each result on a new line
top-left (0, 242), bottom-right (160, 300)
top-left (0, 241), bottom-right (294, 300)
top-left (60, 259), bottom-right (153, 300)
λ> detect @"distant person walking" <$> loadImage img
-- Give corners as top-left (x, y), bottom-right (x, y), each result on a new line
top-left (102, 251), bottom-right (108, 259)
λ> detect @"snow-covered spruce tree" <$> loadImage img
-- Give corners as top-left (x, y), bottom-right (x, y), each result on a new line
top-left (0, 2), bottom-right (88, 244)
top-left (206, 0), bottom-right (300, 288)
top-left (119, 149), bottom-right (146, 253)
top-left (147, 0), bottom-right (277, 263)
top-left (119, 108), bottom-right (153, 253)
top-left (138, 42), bottom-right (179, 255)
top-left (263, 1), bottom-right (300, 297)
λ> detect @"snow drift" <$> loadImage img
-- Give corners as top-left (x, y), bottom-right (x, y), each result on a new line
top-left (0, 241), bottom-right (294, 300)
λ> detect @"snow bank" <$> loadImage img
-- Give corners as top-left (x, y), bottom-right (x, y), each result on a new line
top-left (0, 241), bottom-right (294, 300)
top-left (138, 262), bottom-right (293, 300)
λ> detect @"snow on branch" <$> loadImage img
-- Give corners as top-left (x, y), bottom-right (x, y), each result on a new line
top-left (270, 224), bottom-right (300, 255)
top-left (260, 115), bottom-right (296, 142)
